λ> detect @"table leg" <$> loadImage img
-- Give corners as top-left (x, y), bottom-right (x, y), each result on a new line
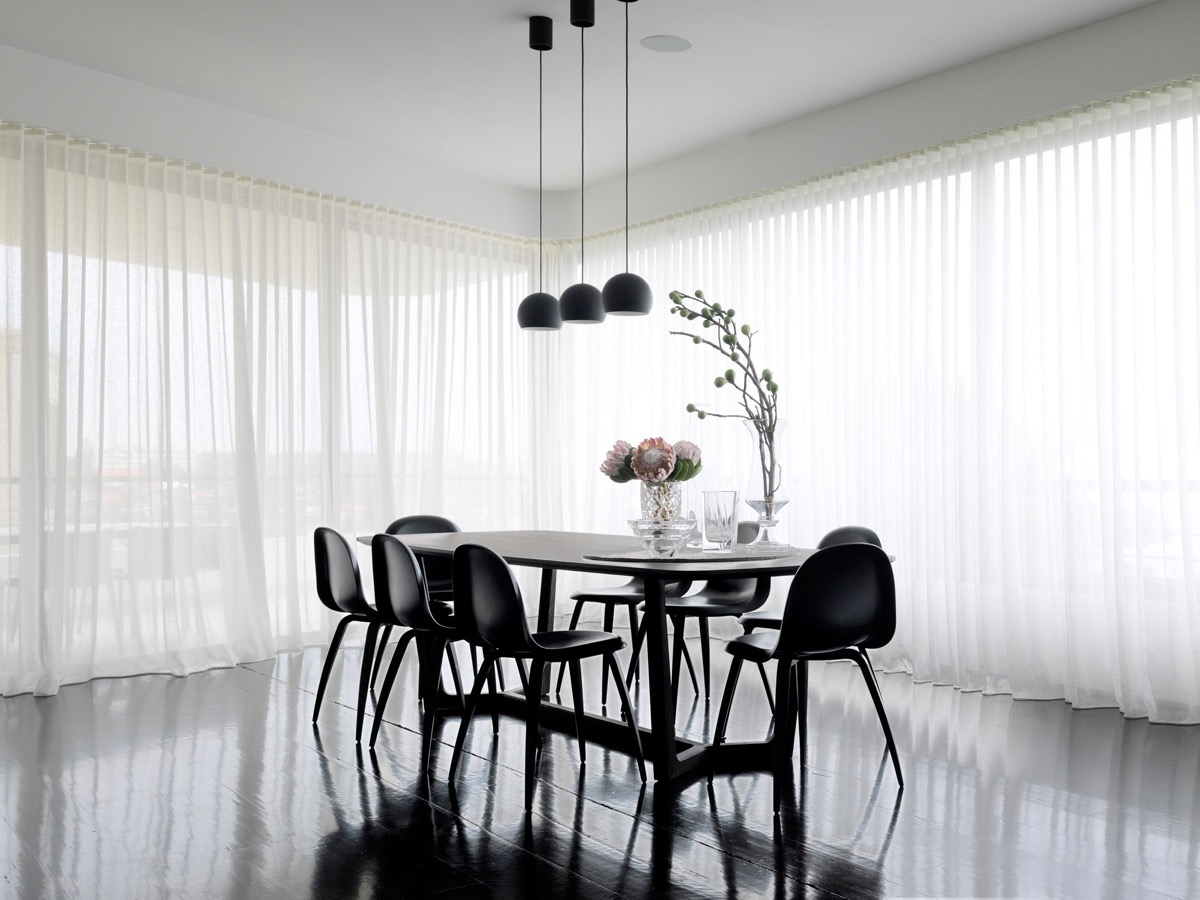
top-left (536, 567), bottom-right (557, 695)
top-left (642, 575), bottom-right (675, 782)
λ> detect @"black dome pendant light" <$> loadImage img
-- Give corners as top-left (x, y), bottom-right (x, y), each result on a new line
top-left (517, 15), bottom-right (562, 331)
top-left (558, 0), bottom-right (606, 324)
top-left (602, 0), bottom-right (653, 316)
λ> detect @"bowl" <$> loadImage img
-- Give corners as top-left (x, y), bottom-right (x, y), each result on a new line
top-left (628, 518), bottom-right (695, 558)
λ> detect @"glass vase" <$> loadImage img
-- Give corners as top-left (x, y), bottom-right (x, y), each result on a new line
top-left (640, 481), bottom-right (683, 522)
top-left (743, 418), bottom-right (790, 549)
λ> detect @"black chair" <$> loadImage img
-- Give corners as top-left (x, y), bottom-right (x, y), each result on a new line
top-left (370, 515), bottom-right (461, 687)
top-left (368, 534), bottom-right (468, 764)
top-left (312, 527), bottom-right (383, 743)
top-left (629, 521), bottom-right (770, 706)
top-left (712, 542), bottom-right (902, 812)
top-left (448, 543), bottom-right (646, 810)
top-left (553, 576), bottom-right (692, 706)
top-left (736, 525), bottom-right (884, 710)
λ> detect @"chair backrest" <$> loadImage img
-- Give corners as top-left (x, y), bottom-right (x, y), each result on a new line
top-left (313, 527), bottom-right (372, 616)
top-left (452, 543), bottom-right (534, 653)
top-left (371, 534), bottom-right (438, 630)
top-left (386, 515), bottom-right (460, 590)
top-left (816, 525), bottom-right (889, 647)
top-left (386, 515), bottom-right (461, 536)
top-left (777, 543), bottom-right (895, 656)
top-left (817, 525), bottom-right (882, 549)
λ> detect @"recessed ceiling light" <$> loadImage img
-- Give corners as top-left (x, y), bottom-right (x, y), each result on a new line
top-left (640, 34), bottom-right (691, 53)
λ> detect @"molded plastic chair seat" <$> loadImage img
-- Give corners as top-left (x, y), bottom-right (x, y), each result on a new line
top-left (555, 577), bottom-right (691, 705)
top-left (448, 543), bottom-right (646, 810)
top-left (713, 542), bottom-right (902, 813)
top-left (527, 629), bottom-right (625, 662)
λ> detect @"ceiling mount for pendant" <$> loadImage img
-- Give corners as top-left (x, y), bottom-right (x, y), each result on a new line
top-left (517, 15), bottom-right (562, 331)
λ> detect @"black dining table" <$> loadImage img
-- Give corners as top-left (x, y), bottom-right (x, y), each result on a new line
top-left (357, 528), bottom-right (815, 785)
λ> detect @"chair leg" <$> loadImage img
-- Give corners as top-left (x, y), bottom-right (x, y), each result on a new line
top-left (446, 642), bottom-right (466, 709)
top-left (605, 652), bottom-right (646, 782)
top-left (851, 648), bottom-right (903, 786)
top-left (312, 616), bottom-right (353, 723)
top-left (600, 605), bottom-right (615, 706)
top-left (756, 662), bottom-right (775, 716)
top-left (356, 623), bottom-right (381, 743)
top-left (555, 600), bottom-right (586, 696)
top-left (671, 615), bottom-right (699, 700)
top-left (625, 616), bottom-right (648, 687)
top-left (450, 654), bottom-right (496, 783)
top-left (793, 661), bottom-right (808, 766)
top-left (568, 659), bottom-right (587, 766)
top-left (712, 656), bottom-right (744, 748)
top-left (485, 658), bottom-right (501, 735)
top-left (625, 603), bottom-right (641, 681)
top-left (772, 659), bottom-right (794, 815)
top-left (698, 618), bottom-right (711, 700)
top-left (369, 629), bottom-right (416, 748)
top-left (370, 624), bottom-right (394, 688)
top-left (525, 659), bottom-right (546, 811)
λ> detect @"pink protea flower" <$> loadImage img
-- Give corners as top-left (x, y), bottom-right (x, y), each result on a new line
top-left (631, 437), bottom-right (676, 483)
top-left (600, 440), bottom-right (632, 478)
top-left (672, 440), bottom-right (701, 463)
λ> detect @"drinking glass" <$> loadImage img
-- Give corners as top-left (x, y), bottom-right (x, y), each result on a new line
top-left (703, 490), bottom-right (739, 553)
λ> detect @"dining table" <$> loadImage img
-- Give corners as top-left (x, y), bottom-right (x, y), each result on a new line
top-left (357, 528), bottom-right (815, 786)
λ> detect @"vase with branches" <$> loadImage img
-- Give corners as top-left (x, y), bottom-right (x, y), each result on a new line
top-left (669, 289), bottom-right (789, 547)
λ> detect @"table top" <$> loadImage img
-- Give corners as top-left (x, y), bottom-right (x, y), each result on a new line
top-left (356, 529), bottom-right (815, 578)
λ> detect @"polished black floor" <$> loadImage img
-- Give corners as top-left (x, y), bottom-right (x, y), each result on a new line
top-left (3, 631), bottom-right (1200, 899)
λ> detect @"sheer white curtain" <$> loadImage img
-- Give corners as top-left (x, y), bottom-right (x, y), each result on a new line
top-left (0, 124), bottom-right (548, 696)
top-left (5, 74), bottom-right (1199, 721)
top-left (565, 77), bottom-right (1200, 722)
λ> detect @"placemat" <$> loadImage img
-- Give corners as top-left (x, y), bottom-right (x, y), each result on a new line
top-left (583, 546), bottom-right (800, 563)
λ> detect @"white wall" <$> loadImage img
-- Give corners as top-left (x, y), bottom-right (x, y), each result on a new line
top-left (2, 0), bottom-right (1199, 240)
top-left (0, 43), bottom-right (536, 238)
top-left (557, 0), bottom-right (1200, 238)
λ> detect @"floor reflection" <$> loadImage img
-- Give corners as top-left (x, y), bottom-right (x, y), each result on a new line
top-left (3, 641), bottom-right (1200, 898)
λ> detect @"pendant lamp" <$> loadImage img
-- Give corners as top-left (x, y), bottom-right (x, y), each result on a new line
top-left (517, 16), bottom-right (562, 331)
top-left (558, 0), bottom-right (606, 324)
top-left (602, 0), bottom-right (653, 316)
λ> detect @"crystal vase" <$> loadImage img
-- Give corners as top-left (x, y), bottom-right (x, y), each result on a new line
top-left (743, 418), bottom-right (789, 549)
top-left (640, 481), bottom-right (683, 522)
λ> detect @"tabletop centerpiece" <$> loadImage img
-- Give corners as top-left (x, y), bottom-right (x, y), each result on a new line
top-left (600, 437), bottom-right (703, 522)
top-left (668, 289), bottom-right (788, 548)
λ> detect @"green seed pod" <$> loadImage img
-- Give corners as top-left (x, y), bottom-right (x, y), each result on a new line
top-left (726, 308), bottom-right (735, 318)
top-left (730, 352), bottom-right (740, 362)
top-left (712, 302), bottom-right (723, 312)
top-left (701, 308), bottom-right (712, 319)
top-left (695, 289), bottom-right (706, 299)
top-left (692, 335), bottom-right (702, 344)
top-left (697, 410), bottom-right (707, 419)
top-left (768, 382), bottom-right (778, 393)
top-left (686, 403), bottom-right (696, 413)
top-left (761, 368), bottom-right (773, 381)
top-left (741, 324), bottom-right (751, 335)
top-left (725, 368), bottom-right (736, 381)
top-left (687, 312), bottom-right (698, 320)
top-left (714, 376), bottom-right (726, 387)
top-left (669, 291), bottom-right (682, 301)
top-left (723, 334), bottom-right (736, 345)
top-left (702, 319), bottom-right (713, 328)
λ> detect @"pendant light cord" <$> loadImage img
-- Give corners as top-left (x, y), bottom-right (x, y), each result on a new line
top-left (624, 0), bottom-right (630, 272)
top-left (538, 48), bottom-right (544, 293)
top-left (580, 25), bottom-right (586, 279)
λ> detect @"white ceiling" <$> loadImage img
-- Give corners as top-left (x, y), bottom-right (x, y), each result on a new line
top-left (0, 0), bottom-right (1162, 192)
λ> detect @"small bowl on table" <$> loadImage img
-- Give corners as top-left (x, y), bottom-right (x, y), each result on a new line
top-left (628, 518), bottom-right (695, 559)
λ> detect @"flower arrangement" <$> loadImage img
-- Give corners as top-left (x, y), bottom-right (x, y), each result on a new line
top-left (600, 437), bottom-right (703, 484)
top-left (602, 438), bottom-right (703, 521)
top-left (667, 289), bottom-right (782, 504)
